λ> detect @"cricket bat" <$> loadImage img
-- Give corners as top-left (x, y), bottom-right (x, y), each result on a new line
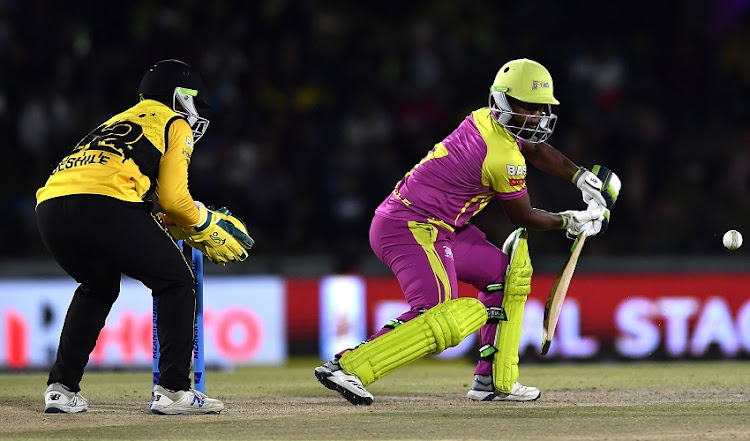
top-left (541, 232), bottom-right (587, 355)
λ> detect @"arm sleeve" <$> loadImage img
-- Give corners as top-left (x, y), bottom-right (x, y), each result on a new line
top-left (482, 140), bottom-right (527, 197)
top-left (155, 118), bottom-right (201, 228)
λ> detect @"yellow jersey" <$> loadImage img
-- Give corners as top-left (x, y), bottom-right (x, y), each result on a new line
top-left (36, 99), bottom-right (201, 227)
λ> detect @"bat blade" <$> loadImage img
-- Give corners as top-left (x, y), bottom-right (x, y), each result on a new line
top-left (541, 233), bottom-right (587, 355)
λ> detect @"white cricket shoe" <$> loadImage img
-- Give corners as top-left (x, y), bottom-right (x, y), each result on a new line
top-left (44, 383), bottom-right (88, 413)
top-left (467, 375), bottom-right (541, 402)
top-left (149, 385), bottom-right (225, 415)
top-left (314, 359), bottom-right (374, 405)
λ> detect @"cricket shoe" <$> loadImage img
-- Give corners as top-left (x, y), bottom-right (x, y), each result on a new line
top-left (149, 385), bottom-right (225, 415)
top-left (314, 359), bottom-right (374, 405)
top-left (466, 375), bottom-right (541, 402)
top-left (44, 383), bottom-right (88, 413)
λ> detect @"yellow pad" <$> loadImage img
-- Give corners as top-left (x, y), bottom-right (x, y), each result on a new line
top-left (340, 297), bottom-right (487, 387)
top-left (493, 228), bottom-right (532, 393)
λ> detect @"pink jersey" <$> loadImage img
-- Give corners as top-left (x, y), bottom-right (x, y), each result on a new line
top-left (376, 107), bottom-right (527, 228)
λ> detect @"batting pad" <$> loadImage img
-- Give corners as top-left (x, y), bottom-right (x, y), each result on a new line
top-left (493, 228), bottom-right (532, 392)
top-left (340, 297), bottom-right (487, 387)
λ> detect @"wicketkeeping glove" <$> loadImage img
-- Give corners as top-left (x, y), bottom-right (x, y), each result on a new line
top-left (158, 214), bottom-right (211, 262)
top-left (163, 202), bottom-right (253, 266)
top-left (572, 165), bottom-right (621, 209)
top-left (206, 205), bottom-right (255, 250)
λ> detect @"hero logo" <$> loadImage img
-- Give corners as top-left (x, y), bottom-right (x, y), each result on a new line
top-left (84, 308), bottom-right (261, 364)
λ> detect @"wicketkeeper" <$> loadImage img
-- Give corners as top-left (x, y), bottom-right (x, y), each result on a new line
top-left (315, 58), bottom-right (620, 404)
top-left (36, 59), bottom-right (253, 414)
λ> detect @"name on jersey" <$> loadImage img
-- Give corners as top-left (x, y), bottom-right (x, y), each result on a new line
top-left (52, 152), bottom-right (111, 175)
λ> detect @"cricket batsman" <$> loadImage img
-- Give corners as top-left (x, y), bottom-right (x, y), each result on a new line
top-left (36, 59), bottom-right (254, 414)
top-left (315, 58), bottom-right (620, 404)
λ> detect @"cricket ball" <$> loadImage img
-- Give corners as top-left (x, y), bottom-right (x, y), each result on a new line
top-left (723, 230), bottom-right (743, 251)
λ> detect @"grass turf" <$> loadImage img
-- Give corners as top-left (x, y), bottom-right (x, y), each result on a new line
top-left (1, 358), bottom-right (749, 440)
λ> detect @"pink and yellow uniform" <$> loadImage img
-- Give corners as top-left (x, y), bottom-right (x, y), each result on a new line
top-left (358, 107), bottom-right (527, 376)
top-left (378, 107), bottom-right (527, 229)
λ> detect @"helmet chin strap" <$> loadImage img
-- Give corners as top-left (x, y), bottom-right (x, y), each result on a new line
top-left (173, 87), bottom-right (210, 143)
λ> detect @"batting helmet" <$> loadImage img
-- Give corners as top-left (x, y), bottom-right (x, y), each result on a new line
top-left (488, 58), bottom-right (558, 143)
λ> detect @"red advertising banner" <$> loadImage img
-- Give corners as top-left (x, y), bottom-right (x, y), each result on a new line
top-left (3, 273), bottom-right (749, 367)
top-left (547, 273), bottom-right (750, 359)
top-left (288, 273), bottom-right (750, 360)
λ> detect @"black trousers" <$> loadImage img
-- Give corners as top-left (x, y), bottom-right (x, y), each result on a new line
top-left (36, 195), bottom-right (197, 392)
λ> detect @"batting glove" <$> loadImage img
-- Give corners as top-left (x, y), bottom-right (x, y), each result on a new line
top-left (572, 165), bottom-right (621, 209)
top-left (558, 204), bottom-right (607, 238)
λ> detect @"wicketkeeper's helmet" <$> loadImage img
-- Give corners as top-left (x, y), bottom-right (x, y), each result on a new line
top-left (138, 59), bottom-right (210, 142)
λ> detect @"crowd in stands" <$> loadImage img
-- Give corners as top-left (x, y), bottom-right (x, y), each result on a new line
top-left (2, 1), bottom-right (749, 269)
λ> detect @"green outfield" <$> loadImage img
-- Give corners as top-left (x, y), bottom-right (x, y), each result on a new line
top-left (1, 358), bottom-right (749, 440)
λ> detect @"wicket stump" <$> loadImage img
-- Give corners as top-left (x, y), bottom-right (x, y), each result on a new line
top-left (152, 241), bottom-right (205, 393)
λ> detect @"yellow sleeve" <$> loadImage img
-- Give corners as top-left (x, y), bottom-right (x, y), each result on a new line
top-left (155, 118), bottom-right (201, 228)
top-left (473, 108), bottom-right (527, 194)
top-left (482, 148), bottom-right (527, 194)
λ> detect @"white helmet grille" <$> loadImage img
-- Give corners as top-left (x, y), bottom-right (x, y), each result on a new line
top-left (489, 91), bottom-right (557, 144)
top-left (173, 88), bottom-right (210, 143)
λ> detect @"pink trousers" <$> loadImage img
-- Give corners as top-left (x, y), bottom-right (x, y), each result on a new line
top-left (348, 213), bottom-right (510, 376)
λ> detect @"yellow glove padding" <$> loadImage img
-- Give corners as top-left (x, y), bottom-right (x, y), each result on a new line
top-left (163, 202), bottom-right (254, 266)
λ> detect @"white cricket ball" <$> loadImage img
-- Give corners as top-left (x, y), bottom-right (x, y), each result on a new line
top-left (723, 230), bottom-right (743, 250)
